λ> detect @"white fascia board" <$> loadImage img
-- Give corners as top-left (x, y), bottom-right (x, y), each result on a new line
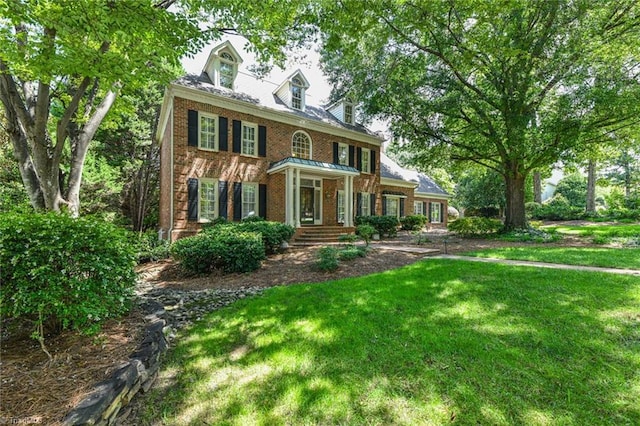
top-left (170, 84), bottom-right (383, 147)
top-left (380, 177), bottom-right (419, 189)
top-left (415, 191), bottom-right (451, 199)
top-left (155, 87), bottom-right (174, 144)
top-left (268, 162), bottom-right (360, 177)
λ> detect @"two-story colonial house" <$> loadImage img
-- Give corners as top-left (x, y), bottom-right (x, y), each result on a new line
top-left (156, 41), bottom-right (449, 241)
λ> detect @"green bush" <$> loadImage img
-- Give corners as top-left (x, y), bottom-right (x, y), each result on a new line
top-left (531, 195), bottom-right (585, 221)
top-left (356, 224), bottom-right (376, 247)
top-left (134, 230), bottom-right (170, 263)
top-left (315, 247), bottom-right (339, 271)
top-left (338, 233), bottom-right (358, 245)
top-left (356, 215), bottom-right (399, 237)
top-left (241, 215), bottom-right (266, 223)
top-left (236, 221), bottom-right (295, 254)
top-left (338, 246), bottom-right (367, 261)
top-left (448, 217), bottom-right (503, 236)
top-left (400, 214), bottom-right (428, 231)
top-left (0, 213), bottom-right (136, 344)
top-left (170, 230), bottom-right (265, 274)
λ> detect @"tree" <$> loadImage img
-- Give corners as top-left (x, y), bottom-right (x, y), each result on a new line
top-left (319, 0), bottom-right (640, 229)
top-left (454, 168), bottom-right (505, 217)
top-left (555, 173), bottom-right (587, 208)
top-left (0, 0), bottom-right (316, 215)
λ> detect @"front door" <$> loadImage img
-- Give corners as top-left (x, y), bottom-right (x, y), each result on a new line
top-left (299, 177), bottom-right (322, 225)
top-left (300, 187), bottom-right (315, 224)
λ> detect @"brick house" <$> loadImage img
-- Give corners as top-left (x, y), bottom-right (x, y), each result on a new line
top-left (156, 41), bottom-right (449, 241)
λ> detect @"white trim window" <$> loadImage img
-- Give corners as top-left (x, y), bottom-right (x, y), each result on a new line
top-left (414, 201), bottom-right (425, 215)
top-left (199, 179), bottom-right (218, 222)
top-left (242, 122), bottom-right (257, 156)
top-left (338, 142), bottom-right (349, 166)
top-left (199, 113), bottom-right (217, 150)
top-left (219, 51), bottom-right (236, 89)
top-left (430, 202), bottom-right (442, 223)
top-left (344, 102), bottom-right (354, 125)
top-left (361, 148), bottom-right (371, 174)
top-left (385, 196), bottom-right (399, 218)
top-left (291, 76), bottom-right (304, 110)
top-left (242, 183), bottom-right (258, 218)
top-left (292, 131), bottom-right (312, 159)
top-left (361, 192), bottom-right (371, 216)
top-left (337, 190), bottom-right (345, 224)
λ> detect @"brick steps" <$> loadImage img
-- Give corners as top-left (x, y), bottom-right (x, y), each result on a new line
top-left (293, 226), bottom-right (356, 244)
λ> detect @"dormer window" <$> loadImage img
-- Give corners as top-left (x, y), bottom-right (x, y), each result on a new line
top-left (291, 76), bottom-right (304, 110)
top-left (344, 102), bottom-right (354, 125)
top-left (203, 41), bottom-right (243, 90)
top-left (327, 96), bottom-right (357, 125)
top-left (219, 52), bottom-right (235, 89)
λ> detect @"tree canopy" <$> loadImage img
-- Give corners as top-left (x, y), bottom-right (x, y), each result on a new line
top-left (319, 0), bottom-right (640, 229)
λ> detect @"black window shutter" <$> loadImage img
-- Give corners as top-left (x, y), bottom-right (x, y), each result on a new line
top-left (356, 193), bottom-right (362, 217)
top-left (399, 198), bottom-right (405, 217)
top-left (356, 147), bottom-right (362, 171)
top-left (440, 203), bottom-right (445, 222)
top-left (259, 184), bottom-right (267, 219)
top-left (258, 126), bottom-right (267, 157)
top-left (218, 116), bottom-right (228, 151)
top-left (428, 202), bottom-right (432, 222)
top-left (232, 120), bottom-right (241, 153)
top-left (188, 110), bottom-right (198, 147)
top-left (336, 191), bottom-right (340, 221)
top-left (371, 150), bottom-right (376, 174)
top-left (423, 201), bottom-right (427, 217)
top-left (187, 178), bottom-right (198, 221)
top-left (382, 196), bottom-right (387, 215)
top-left (371, 194), bottom-right (376, 216)
top-left (349, 145), bottom-right (356, 168)
top-left (233, 182), bottom-right (242, 221)
top-left (218, 181), bottom-right (228, 218)
top-left (333, 142), bottom-right (339, 164)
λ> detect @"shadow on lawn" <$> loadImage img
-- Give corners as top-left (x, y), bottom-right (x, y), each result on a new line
top-left (140, 260), bottom-right (640, 425)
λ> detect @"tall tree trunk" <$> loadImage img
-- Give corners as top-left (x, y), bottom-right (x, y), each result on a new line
top-left (503, 167), bottom-right (527, 230)
top-left (533, 171), bottom-right (542, 204)
top-left (586, 159), bottom-right (596, 214)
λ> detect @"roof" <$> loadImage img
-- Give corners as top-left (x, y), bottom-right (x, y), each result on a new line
top-left (268, 156), bottom-right (360, 176)
top-left (380, 152), bottom-right (449, 197)
top-left (172, 71), bottom-right (377, 137)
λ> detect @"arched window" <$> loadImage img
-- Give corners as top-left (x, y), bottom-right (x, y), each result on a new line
top-left (219, 51), bottom-right (235, 89)
top-left (292, 131), bottom-right (312, 159)
top-left (291, 76), bottom-right (304, 110)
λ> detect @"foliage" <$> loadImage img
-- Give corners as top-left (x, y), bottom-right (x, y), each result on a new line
top-left (320, 1), bottom-right (640, 230)
top-left (141, 260), bottom-right (640, 425)
top-left (0, 134), bottom-right (31, 213)
top-left (315, 246), bottom-right (339, 272)
top-left (448, 217), bottom-right (503, 236)
top-left (0, 213), bottom-right (136, 349)
top-left (400, 214), bottom-right (428, 231)
top-left (241, 215), bottom-right (267, 223)
top-left (453, 168), bottom-right (505, 213)
top-left (134, 230), bottom-right (170, 264)
top-left (496, 228), bottom-right (561, 243)
top-left (555, 173), bottom-right (587, 208)
top-left (337, 233), bottom-right (358, 244)
top-left (337, 246), bottom-right (367, 261)
top-left (531, 194), bottom-right (585, 221)
top-left (202, 220), bottom-right (295, 255)
top-left (170, 230), bottom-right (265, 274)
top-left (355, 224), bottom-right (376, 247)
top-left (355, 215), bottom-right (399, 237)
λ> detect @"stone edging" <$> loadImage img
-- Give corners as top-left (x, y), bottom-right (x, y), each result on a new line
top-left (62, 301), bottom-right (168, 426)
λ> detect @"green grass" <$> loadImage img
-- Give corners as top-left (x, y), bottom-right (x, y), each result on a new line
top-left (543, 223), bottom-right (640, 238)
top-left (140, 260), bottom-right (640, 425)
top-left (463, 247), bottom-right (640, 270)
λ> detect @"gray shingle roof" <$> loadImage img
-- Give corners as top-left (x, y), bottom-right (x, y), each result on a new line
top-left (380, 153), bottom-right (449, 197)
top-left (269, 156), bottom-right (359, 173)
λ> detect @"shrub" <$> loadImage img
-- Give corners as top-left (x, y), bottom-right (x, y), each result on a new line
top-left (338, 246), bottom-right (367, 261)
top-left (356, 215), bottom-right (399, 237)
top-left (315, 247), bottom-right (339, 271)
top-left (236, 221), bottom-right (295, 254)
top-left (356, 224), bottom-right (376, 247)
top-left (0, 213), bottom-right (136, 351)
top-left (448, 217), bottom-right (503, 236)
top-left (531, 195), bottom-right (585, 221)
top-left (338, 233), bottom-right (358, 245)
top-left (170, 230), bottom-right (265, 274)
top-left (400, 214), bottom-right (428, 231)
top-left (241, 215), bottom-right (265, 223)
top-left (134, 230), bottom-right (170, 263)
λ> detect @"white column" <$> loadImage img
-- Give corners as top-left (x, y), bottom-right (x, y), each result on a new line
top-left (294, 168), bottom-right (301, 227)
top-left (345, 175), bottom-right (353, 227)
top-left (286, 169), bottom-right (295, 226)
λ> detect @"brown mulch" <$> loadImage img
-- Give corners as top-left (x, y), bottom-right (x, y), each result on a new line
top-left (0, 231), bottom-right (603, 424)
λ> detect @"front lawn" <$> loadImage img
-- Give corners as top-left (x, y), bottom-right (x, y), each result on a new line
top-left (140, 260), bottom-right (640, 425)
top-left (462, 247), bottom-right (640, 270)
top-left (543, 223), bottom-right (640, 238)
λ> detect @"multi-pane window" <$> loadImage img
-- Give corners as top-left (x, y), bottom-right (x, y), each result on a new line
top-left (292, 131), bottom-right (312, 159)
top-left (414, 201), bottom-right (425, 215)
top-left (386, 197), bottom-right (399, 218)
top-left (361, 192), bottom-right (371, 216)
top-left (361, 148), bottom-right (371, 173)
top-left (337, 190), bottom-right (345, 224)
top-left (199, 179), bottom-right (217, 222)
top-left (242, 123), bottom-right (257, 156)
top-left (338, 143), bottom-right (349, 165)
top-left (199, 113), bottom-right (217, 150)
top-left (430, 202), bottom-right (442, 223)
top-left (291, 76), bottom-right (304, 110)
top-left (219, 52), bottom-right (235, 89)
top-left (242, 183), bottom-right (257, 218)
top-left (344, 103), bottom-right (354, 124)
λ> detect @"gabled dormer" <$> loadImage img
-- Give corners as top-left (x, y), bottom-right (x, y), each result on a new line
top-left (327, 97), bottom-right (356, 125)
top-left (273, 70), bottom-right (310, 111)
top-left (203, 41), bottom-right (243, 90)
